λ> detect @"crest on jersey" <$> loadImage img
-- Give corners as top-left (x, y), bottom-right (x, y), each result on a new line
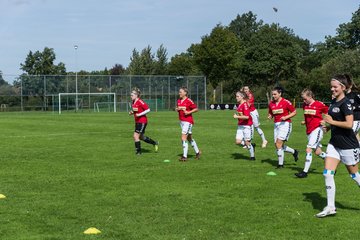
top-left (332, 107), bottom-right (340, 113)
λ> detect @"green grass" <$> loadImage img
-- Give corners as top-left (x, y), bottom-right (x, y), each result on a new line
top-left (0, 110), bottom-right (359, 239)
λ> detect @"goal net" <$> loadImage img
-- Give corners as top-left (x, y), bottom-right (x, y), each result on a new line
top-left (58, 93), bottom-right (116, 114)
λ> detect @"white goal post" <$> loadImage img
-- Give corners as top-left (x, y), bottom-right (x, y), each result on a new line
top-left (58, 93), bottom-right (116, 114)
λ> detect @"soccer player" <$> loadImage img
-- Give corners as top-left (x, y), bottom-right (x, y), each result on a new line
top-left (176, 86), bottom-right (201, 161)
top-left (129, 88), bottom-right (158, 155)
top-left (233, 91), bottom-right (255, 160)
top-left (316, 74), bottom-right (360, 218)
top-left (295, 89), bottom-right (328, 178)
top-left (268, 86), bottom-right (299, 168)
top-left (344, 75), bottom-right (360, 143)
top-left (242, 86), bottom-right (268, 148)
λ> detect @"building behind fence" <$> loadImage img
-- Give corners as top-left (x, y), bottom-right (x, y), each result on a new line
top-left (1, 75), bottom-right (207, 112)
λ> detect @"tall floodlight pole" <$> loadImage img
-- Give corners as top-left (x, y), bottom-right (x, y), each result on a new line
top-left (74, 45), bottom-right (78, 112)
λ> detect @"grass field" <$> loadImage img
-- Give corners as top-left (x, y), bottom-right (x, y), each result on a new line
top-left (0, 109), bottom-right (360, 239)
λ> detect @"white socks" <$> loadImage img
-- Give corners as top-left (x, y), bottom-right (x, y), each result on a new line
top-left (182, 141), bottom-right (188, 158)
top-left (323, 169), bottom-right (336, 208)
top-left (303, 152), bottom-right (312, 173)
top-left (190, 139), bottom-right (200, 154)
top-left (277, 148), bottom-right (284, 165)
top-left (255, 127), bottom-right (266, 142)
top-left (350, 172), bottom-right (360, 186)
top-left (247, 144), bottom-right (255, 157)
top-left (283, 145), bottom-right (295, 154)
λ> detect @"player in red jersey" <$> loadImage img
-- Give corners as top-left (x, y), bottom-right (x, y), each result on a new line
top-left (233, 91), bottom-right (255, 160)
top-left (242, 86), bottom-right (268, 148)
top-left (176, 86), bottom-right (201, 161)
top-left (295, 89), bottom-right (328, 178)
top-left (268, 86), bottom-right (299, 168)
top-left (129, 88), bottom-right (158, 155)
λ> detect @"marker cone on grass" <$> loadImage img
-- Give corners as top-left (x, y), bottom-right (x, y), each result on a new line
top-left (84, 227), bottom-right (101, 235)
top-left (266, 171), bottom-right (277, 176)
top-left (0, 194), bottom-right (6, 199)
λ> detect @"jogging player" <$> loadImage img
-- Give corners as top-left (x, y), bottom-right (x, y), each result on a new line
top-left (242, 86), bottom-right (268, 148)
top-left (129, 88), bottom-right (158, 155)
top-left (316, 74), bottom-right (360, 218)
top-left (176, 86), bottom-right (201, 161)
top-left (268, 86), bottom-right (299, 168)
top-left (233, 91), bottom-right (255, 160)
top-left (295, 89), bottom-right (328, 178)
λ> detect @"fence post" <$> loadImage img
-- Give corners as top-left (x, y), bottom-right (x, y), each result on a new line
top-left (20, 77), bottom-right (23, 111)
top-left (204, 76), bottom-right (207, 110)
top-left (44, 75), bottom-right (47, 111)
top-left (168, 76), bottom-right (170, 110)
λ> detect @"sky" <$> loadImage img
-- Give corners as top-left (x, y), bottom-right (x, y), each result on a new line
top-left (0, 0), bottom-right (359, 80)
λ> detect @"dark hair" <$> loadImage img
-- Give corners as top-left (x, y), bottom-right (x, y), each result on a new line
top-left (272, 86), bottom-right (284, 95)
top-left (331, 74), bottom-right (351, 89)
top-left (343, 74), bottom-right (360, 92)
top-left (301, 88), bottom-right (315, 99)
top-left (180, 86), bottom-right (189, 96)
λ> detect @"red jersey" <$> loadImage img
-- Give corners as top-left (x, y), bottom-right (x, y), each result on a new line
top-left (247, 92), bottom-right (256, 111)
top-left (303, 100), bottom-right (328, 135)
top-left (177, 97), bottom-right (197, 124)
top-left (268, 98), bottom-right (296, 123)
top-left (236, 102), bottom-right (253, 126)
top-left (132, 98), bottom-right (149, 123)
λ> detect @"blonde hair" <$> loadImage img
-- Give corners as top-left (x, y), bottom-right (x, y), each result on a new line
top-left (301, 88), bottom-right (315, 99)
top-left (131, 87), bottom-right (141, 97)
top-left (235, 91), bottom-right (248, 100)
top-left (180, 86), bottom-right (189, 96)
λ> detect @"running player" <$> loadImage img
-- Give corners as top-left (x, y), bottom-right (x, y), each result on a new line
top-left (129, 88), bottom-right (158, 155)
top-left (176, 86), bottom-right (201, 161)
top-left (242, 86), bottom-right (268, 148)
top-left (233, 91), bottom-right (255, 160)
top-left (268, 86), bottom-right (299, 168)
top-left (344, 74), bottom-right (360, 143)
top-left (316, 74), bottom-right (360, 218)
top-left (295, 89), bottom-right (328, 178)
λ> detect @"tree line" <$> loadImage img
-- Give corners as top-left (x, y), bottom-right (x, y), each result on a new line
top-left (1, 6), bottom-right (360, 103)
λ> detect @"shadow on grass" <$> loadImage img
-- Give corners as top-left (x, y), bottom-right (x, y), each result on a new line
top-left (177, 153), bottom-right (195, 158)
top-left (261, 158), bottom-right (278, 167)
top-left (303, 192), bottom-right (360, 211)
top-left (231, 153), bottom-right (252, 160)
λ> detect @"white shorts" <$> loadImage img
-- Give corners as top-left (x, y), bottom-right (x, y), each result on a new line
top-left (353, 121), bottom-right (360, 133)
top-left (274, 121), bottom-right (292, 142)
top-left (307, 127), bottom-right (324, 149)
top-left (326, 143), bottom-right (360, 166)
top-left (236, 125), bottom-right (253, 141)
top-left (250, 109), bottom-right (260, 127)
top-left (180, 121), bottom-right (193, 135)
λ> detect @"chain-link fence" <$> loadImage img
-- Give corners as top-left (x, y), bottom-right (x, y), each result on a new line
top-left (0, 75), bottom-right (206, 112)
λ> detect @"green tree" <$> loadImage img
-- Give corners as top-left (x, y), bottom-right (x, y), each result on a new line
top-left (190, 25), bottom-right (241, 89)
top-left (168, 53), bottom-right (200, 76)
top-left (228, 11), bottom-right (263, 43)
top-left (110, 64), bottom-right (125, 75)
top-left (154, 44), bottom-right (168, 75)
top-left (20, 47), bottom-right (66, 75)
top-left (0, 70), bottom-right (8, 86)
top-left (325, 5), bottom-right (360, 50)
top-left (242, 24), bottom-right (305, 87)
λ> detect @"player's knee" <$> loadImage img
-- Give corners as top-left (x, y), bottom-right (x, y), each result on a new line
top-left (235, 139), bottom-right (242, 145)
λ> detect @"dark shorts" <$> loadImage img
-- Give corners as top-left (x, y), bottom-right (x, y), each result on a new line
top-left (135, 123), bottom-right (147, 134)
